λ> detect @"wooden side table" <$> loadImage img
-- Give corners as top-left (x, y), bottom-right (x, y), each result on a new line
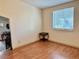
top-left (39, 32), bottom-right (49, 41)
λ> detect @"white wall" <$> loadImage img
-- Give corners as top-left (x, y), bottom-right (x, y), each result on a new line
top-left (0, 0), bottom-right (42, 49)
top-left (43, 1), bottom-right (79, 48)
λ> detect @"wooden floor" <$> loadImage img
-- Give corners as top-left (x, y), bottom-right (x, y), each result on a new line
top-left (0, 40), bottom-right (79, 59)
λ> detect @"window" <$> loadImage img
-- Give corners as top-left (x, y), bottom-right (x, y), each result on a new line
top-left (53, 7), bottom-right (74, 31)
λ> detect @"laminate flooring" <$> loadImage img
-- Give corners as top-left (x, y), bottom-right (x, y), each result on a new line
top-left (0, 40), bottom-right (79, 59)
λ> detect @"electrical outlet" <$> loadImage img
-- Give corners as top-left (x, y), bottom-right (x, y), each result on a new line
top-left (18, 40), bottom-right (21, 44)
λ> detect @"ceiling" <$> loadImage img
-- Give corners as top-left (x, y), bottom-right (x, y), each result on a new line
top-left (22, 0), bottom-right (74, 9)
